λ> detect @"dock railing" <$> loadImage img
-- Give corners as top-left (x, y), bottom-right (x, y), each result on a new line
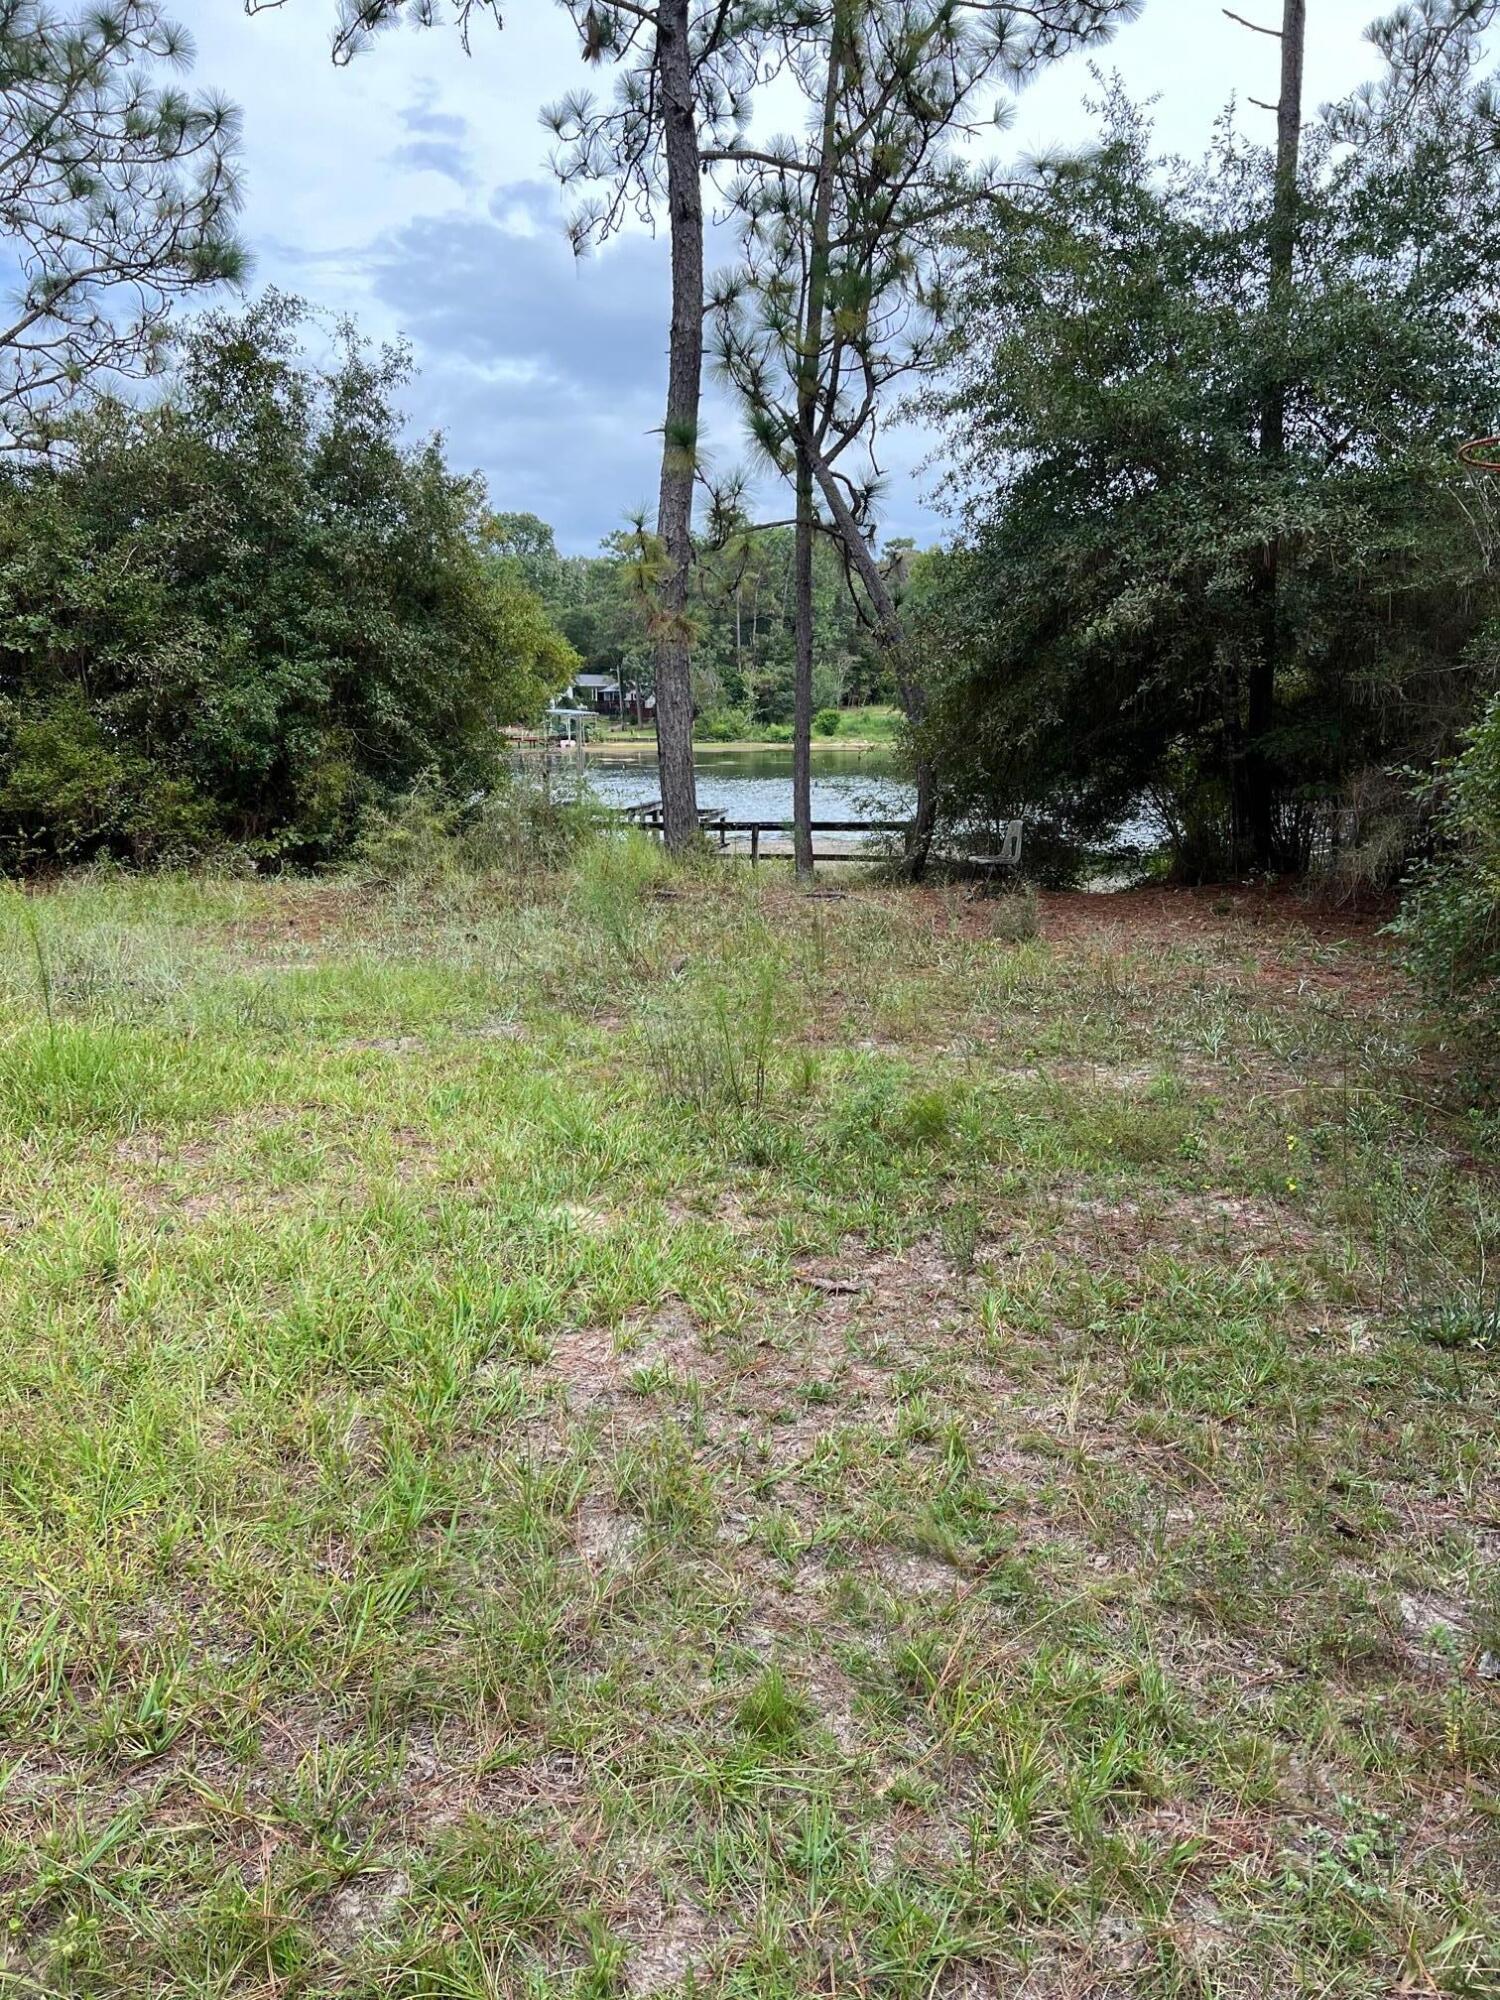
top-left (619, 803), bottom-right (1022, 869)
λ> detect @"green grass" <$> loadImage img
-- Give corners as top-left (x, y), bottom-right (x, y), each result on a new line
top-left (0, 855), bottom-right (1495, 1998)
top-left (601, 703), bottom-right (906, 749)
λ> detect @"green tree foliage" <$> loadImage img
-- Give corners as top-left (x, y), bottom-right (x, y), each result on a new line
top-left (0, 0), bottom-right (244, 451)
top-left (1398, 693), bottom-right (1500, 1070)
top-left (710, 0), bottom-right (1139, 874)
top-left (916, 84), bottom-right (1500, 877)
top-left (0, 294), bottom-right (571, 865)
top-left (483, 510), bottom-right (566, 600)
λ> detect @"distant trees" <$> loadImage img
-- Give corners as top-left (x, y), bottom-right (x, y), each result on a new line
top-left (513, 512), bottom-right (888, 729)
top-left (0, 295), bottom-right (569, 864)
top-left (915, 65), bottom-right (1500, 879)
top-left (483, 510), bottom-right (567, 601)
top-left (0, 0), bottom-right (244, 452)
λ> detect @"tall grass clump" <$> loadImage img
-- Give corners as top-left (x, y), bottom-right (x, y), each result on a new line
top-left (354, 773), bottom-right (605, 888)
top-left (640, 961), bottom-right (785, 1113)
top-left (567, 828), bottom-right (678, 972)
top-left (16, 890), bottom-right (56, 1049)
top-left (0, 1021), bottom-right (218, 1133)
top-left (982, 883), bottom-right (1040, 944)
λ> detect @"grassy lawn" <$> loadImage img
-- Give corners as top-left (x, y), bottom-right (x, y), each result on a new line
top-left (0, 849), bottom-right (1495, 1998)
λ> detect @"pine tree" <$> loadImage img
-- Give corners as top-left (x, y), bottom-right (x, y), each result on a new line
top-left (543, 0), bottom-right (782, 853)
top-left (267, 0), bottom-right (786, 856)
top-left (712, 0), bottom-right (1138, 876)
top-left (0, 0), bottom-right (243, 451)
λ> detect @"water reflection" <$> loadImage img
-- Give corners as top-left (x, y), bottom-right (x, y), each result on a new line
top-left (582, 745), bottom-right (915, 825)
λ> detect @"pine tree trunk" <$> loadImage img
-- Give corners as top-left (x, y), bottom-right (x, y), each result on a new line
top-left (652, 0), bottom-right (702, 856)
top-left (903, 725), bottom-right (939, 883)
top-left (1244, 0), bottom-right (1305, 872)
top-left (788, 26), bottom-right (843, 885)
top-left (792, 442), bottom-right (816, 881)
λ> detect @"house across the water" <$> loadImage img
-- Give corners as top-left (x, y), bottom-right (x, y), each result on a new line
top-left (568, 674), bottom-right (654, 722)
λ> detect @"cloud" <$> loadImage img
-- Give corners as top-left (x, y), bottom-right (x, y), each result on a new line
top-left (363, 196), bottom-right (670, 543)
top-left (389, 137), bottom-right (472, 184)
top-left (375, 192), bottom-right (665, 388)
top-left (387, 84), bottom-right (474, 185)
top-left (401, 92), bottom-right (468, 143)
top-left (182, 0), bottom-right (1392, 557)
top-left (350, 182), bottom-right (944, 550)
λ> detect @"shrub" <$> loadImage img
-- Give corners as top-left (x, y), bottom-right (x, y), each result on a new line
top-left (350, 778), bottom-right (461, 882)
top-left (812, 708), bottom-right (841, 738)
top-left (697, 709), bottom-right (750, 743)
top-left (461, 784), bottom-right (606, 877)
top-left (1397, 696), bottom-right (1500, 1071)
top-left (0, 296), bottom-right (569, 870)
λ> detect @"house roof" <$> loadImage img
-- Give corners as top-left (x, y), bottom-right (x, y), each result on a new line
top-left (573, 674), bottom-right (619, 690)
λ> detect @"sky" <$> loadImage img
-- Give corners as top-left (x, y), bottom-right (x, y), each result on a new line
top-left (176, 0), bottom-right (1397, 553)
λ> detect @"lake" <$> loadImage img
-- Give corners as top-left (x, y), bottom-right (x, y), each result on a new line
top-left (582, 744), bottom-right (914, 826)
top-left (576, 744), bottom-right (1162, 855)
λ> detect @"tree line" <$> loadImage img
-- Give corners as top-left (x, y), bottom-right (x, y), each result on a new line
top-left (487, 509), bottom-right (897, 733)
top-left (915, 24), bottom-right (1500, 885)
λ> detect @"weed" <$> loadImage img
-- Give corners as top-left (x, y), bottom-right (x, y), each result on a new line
top-left (734, 1667), bottom-right (811, 1748)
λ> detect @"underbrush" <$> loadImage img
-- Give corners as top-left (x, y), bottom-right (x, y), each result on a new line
top-left (1396, 694), bottom-right (1500, 1087)
top-left (353, 773), bottom-right (607, 886)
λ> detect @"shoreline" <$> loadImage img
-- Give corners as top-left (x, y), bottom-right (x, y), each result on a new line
top-left (588, 737), bottom-right (896, 758)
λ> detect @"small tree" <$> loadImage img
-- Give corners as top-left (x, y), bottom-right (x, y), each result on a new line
top-left (712, 0), bottom-right (1140, 876)
top-left (0, 0), bottom-right (244, 451)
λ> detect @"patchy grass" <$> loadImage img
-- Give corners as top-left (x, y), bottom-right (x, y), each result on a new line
top-left (0, 856), bottom-right (1495, 1999)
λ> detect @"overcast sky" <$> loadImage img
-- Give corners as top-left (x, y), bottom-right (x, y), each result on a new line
top-left (179, 0), bottom-right (1397, 552)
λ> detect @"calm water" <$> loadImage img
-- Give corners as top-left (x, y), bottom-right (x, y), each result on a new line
top-left (576, 744), bottom-right (1162, 853)
top-left (582, 745), bottom-right (914, 825)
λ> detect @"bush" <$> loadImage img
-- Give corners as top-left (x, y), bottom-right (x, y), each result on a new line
top-left (697, 709), bottom-right (750, 743)
top-left (0, 696), bottom-right (222, 865)
top-left (1397, 696), bottom-right (1500, 1070)
top-left (0, 295), bottom-right (570, 870)
top-left (812, 708), bottom-right (841, 738)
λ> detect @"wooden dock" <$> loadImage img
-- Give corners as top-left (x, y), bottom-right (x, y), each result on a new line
top-left (623, 803), bottom-right (904, 864)
top-left (619, 803), bottom-right (1023, 870)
